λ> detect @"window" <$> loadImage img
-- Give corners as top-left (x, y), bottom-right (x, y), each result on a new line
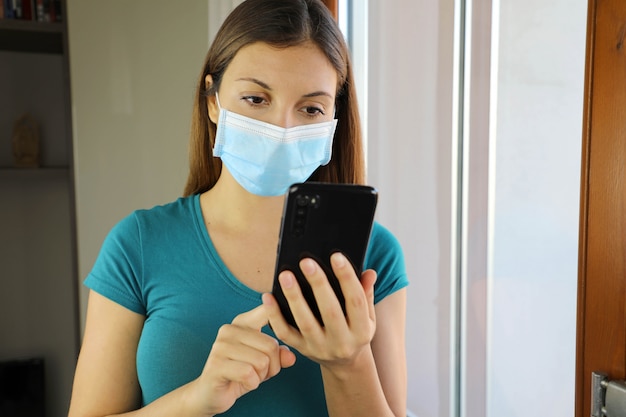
top-left (363, 0), bottom-right (586, 415)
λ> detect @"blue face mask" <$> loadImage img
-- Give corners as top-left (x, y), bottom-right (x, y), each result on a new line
top-left (212, 93), bottom-right (337, 197)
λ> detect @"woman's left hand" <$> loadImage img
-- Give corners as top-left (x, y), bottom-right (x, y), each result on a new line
top-left (262, 252), bottom-right (377, 371)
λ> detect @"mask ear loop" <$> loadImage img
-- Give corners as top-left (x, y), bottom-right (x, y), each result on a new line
top-left (215, 92), bottom-right (222, 111)
top-left (211, 92), bottom-right (225, 157)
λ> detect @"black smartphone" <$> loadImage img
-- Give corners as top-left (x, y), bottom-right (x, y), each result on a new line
top-left (272, 182), bottom-right (378, 328)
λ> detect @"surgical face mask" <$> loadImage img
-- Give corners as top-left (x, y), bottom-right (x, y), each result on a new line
top-left (212, 93), bottom-right (337, 197)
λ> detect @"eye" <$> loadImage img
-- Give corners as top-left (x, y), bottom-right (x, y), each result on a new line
top-left (302, 106), bottom-right (326, 118)
top-left (241, 95), bottom-right (267, 106)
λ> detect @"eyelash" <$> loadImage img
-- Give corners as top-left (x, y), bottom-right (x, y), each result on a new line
top-left (240, 95), bottom-right (326, 119)
top-left (242, 95), bottom-right (266, 106)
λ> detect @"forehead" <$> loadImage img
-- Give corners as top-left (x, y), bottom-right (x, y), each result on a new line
top-left (223, 41), bottom-right (338, 94)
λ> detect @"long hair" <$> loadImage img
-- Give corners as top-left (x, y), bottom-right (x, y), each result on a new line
top-left (183, 0), bottom-right (365, 196)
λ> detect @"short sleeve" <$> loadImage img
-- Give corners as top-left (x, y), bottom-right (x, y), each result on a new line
top-left (84, 213), bottom-right (146, 315)
top-left (365, 222), bottom-right (409, 304)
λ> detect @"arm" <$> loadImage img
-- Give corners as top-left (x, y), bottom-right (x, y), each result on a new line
top-left (264, 253), bottom-right (407, 417)
top-left (369, 289), bottom-right (407, 415)
top-left (68, 290), bottom-right (295, 417)
top-left (321, 289), bottom-right (407, 417)
top-left (68, 290), bottom-right (144, 416)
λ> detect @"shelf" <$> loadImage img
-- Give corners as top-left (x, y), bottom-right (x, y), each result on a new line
top-left (0, 19), bottom-right (64, 33)
top-left (0, 167), bottom-right (69, 179)
top-left (0, 19), bottom-right (64, 54)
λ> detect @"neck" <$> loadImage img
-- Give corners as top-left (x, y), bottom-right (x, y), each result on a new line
top-left (200, 171), bottom-right (285, 235)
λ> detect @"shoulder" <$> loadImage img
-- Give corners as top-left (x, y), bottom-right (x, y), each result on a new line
top-left (365, 222), bottom-right (409, 303)
top-left (99, 195), bottom-right (198, 258)
top-left (132, 195), bottom-right (197, 226)
top-left (86, 196), bottom-right (199, 314)
top-left (111, 195), bottom-right (197, 237)
top-left (369, 222), bottom-right (402, 249)
top-left (366, 222), bottom-right (404, 267)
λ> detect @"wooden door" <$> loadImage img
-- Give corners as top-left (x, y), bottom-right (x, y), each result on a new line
top-left (321, 0), bottom-right (338, 20)
top-left (575, 0), bottom-right (626, 415)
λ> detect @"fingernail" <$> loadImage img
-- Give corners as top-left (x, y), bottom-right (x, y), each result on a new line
top-left (261, 293), bottom-right (274, 306)
top-left (279, 272), bottom-right (294, 289)
top-left (331, 252), bottom-right (346, 268)
top-left (300, 258), bottom-right (317, 274)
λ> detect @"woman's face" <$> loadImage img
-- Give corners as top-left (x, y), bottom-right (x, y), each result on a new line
top-left (207, 41), bottom-right (338, 128)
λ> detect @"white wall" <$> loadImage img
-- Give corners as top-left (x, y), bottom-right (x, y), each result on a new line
top-left (67, 0), bottom-right (210, 326)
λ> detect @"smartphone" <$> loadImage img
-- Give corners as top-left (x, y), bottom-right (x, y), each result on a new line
top-left (272, 182), bottom-right (378, 328)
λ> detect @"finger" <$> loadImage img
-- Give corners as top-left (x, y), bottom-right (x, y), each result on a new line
top-left (300, 257), bottom-right (348, 332)
top-left (279, 345), bottom-right (297, 368)
top-left (224, 305), bottom-right (283, 379)
top-left (330, 253), bottom-right (372, 335)
top-left (231, 304), bottom-right (269, 331)
top-left (218, 357), bottom-right (264, 392)
top-left (262, 292), bottom-right (303, 345)
top-left (253, 295), bottom-right (299, 369)
top-left (214, 324), bottom-right (282, 381)
top-left (278, 268), bottom-right (324, 335)
top-left (225, 342), bottom-right (274, 382)
top-left (360, 269), bottom-right (378, 322)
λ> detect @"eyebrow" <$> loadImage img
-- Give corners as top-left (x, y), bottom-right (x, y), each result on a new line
top-left (303, 91), bottom-right (334, 99)
top-left (236, 77), bottom-right (272, 90)
top-left (235, 77), bottom-right (334, 99)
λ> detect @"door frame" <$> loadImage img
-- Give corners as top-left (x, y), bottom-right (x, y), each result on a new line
top-left (575, 0), bottom-right (626, 415)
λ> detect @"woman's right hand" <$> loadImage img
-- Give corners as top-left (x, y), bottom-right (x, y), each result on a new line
top-left (69, 293), bottom-right (294, 417)
top-left (185, 304), bottom-right (297, 416)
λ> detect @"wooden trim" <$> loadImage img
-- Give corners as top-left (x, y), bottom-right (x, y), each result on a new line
top-left (575, 0), bottom-right (626, 415)
top-left (321, 0), bottom-right (338, 20)
top-left (574, 1), bottom-right (595, 415)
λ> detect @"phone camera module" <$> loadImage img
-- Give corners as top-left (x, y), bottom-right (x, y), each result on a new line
top-left (295, 194), bottom-right (321, 208)
top-left (292, 194), bottom-right (312, 237)
top-left (309, 194), bottom-right (321, 208)
top-left (296, 195), bottom-right (310, 207)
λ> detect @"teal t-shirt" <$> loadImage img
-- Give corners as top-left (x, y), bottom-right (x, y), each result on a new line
top-left (85, 194), bottom-right (408, 416)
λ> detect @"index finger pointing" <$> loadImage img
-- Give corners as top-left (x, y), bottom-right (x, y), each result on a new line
top-left (231, 304), bottom-right (270, 330)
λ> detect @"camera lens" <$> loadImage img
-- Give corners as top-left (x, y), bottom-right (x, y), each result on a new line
top-left (296, 195), bottom-right (309, 207)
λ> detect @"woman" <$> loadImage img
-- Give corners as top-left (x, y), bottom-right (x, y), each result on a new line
top-left (68, 1), bottom-right (408, 416)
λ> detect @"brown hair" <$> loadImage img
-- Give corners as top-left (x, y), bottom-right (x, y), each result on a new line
top-left (183, 0), bottom-right (365, 196)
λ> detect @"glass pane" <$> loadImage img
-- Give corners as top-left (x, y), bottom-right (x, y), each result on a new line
top-left (488, 0), bottom-right (586, 415)
top-left (363, 1), bottom-right (457, 416)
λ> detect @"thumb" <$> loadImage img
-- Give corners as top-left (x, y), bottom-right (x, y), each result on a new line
top-left (361, 269), bottom-right (377, 294)
top-left (279, 345), bottom-right (297, 368)
top-left (361, 269), bottom-right (377, 320)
